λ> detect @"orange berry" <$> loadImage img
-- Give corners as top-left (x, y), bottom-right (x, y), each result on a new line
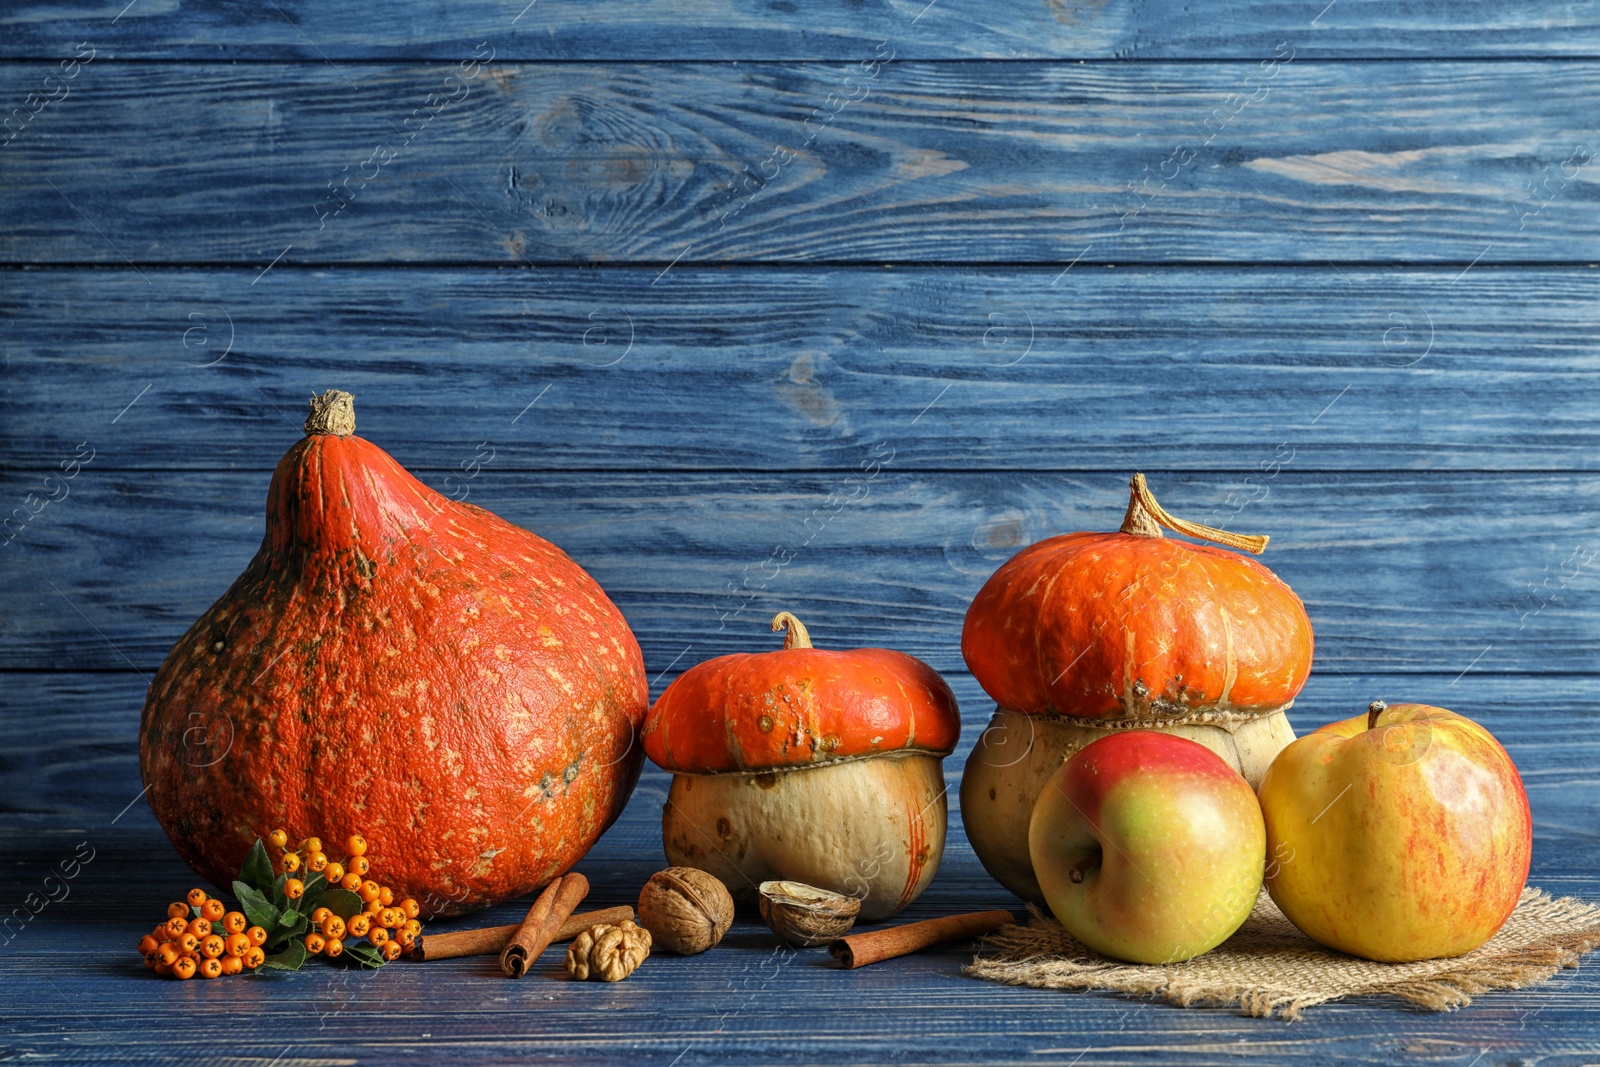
top-left (346, 914), bottom-right (371, 937)
top-left (353, 856), bottom-right (372, 877)
top-left (400, 898), bottom-right (420, 920)
top-left (225, 932), bottom-right (251, 957)
top-left (186, 888), bottom-right (209, 908)
top-left (200, 934), bottom-right (226, 959)
top-left (341, 873), bottom-right (363, 892)
top-left (243, 946), bottom-right (265, 969)
top-left (402, 918), bottom-right (422, 934)
top-left (280, 852), bottom-right (301, 874)
top-left (163, 916), bottom-right (188, 939)
top-left (321, 916), bottom-right (346, 940)
top-left (201, 898), bottom-right (226, 923)
top-left (309, 906), bottom-right (331, 924)
top-left (324, 861), bottom-right (345, 884)
top-left (137, 934), bottom-right (160, 956)
top-left (144, 951), bottom-right (160, 971)
top-left (177, 932), bottom-right (200, 956)
top-left (222, 911), bottom-right (247, 935)
top-left (377, 886), bottom-right (394, 907)
top-left (167, 901), bottom-right (190, 920)
top-left (220, 954), bottom-right (244, 976)
top-left (306, 851), bottom-right (328, 872)
top-left (323, 937), bottom-right (343, 959)
top-left (199, 957), bottom-right (223, 979)
top-left (157, 943), bottom-right (180, 966)
top-left (305, 932), bottom-right (326, 954)
top-left (395, 930), bottom-right (415, 951)
top-left (186, 917), bottom-right (211, 939)
top-left (346, 834), bottom-right (367, 857)
top-left (153, 923), bottom-right (174, 943)
top-left (367, 926), bottom-right (389, 948)
top-left (302, 836), bottom-right (322, 854)
top-left (172, 956), bottom-right (197, 980)
top-left (247, 926), bottom-right (268, 947)
top-left (381, 940), bottom-right (403, 961)
top-left (284, 878), bottom-right (304, 900)
top-left (358, 880), bottom-right (380, 903)
top-left (364, 900), bottom-right (383, 916)
top-left (268, 828), bottom-right (288, 849)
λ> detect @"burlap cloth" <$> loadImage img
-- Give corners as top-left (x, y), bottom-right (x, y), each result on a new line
top-left (966, 888), bottom-right (1600, 1019)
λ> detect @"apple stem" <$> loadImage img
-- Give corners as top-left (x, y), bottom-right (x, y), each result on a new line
top-left (1119, 473), bottom-right (1270, 554)
top-left (1367, 700), bottom-right (1388, 731)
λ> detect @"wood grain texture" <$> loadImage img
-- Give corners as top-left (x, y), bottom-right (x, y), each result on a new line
top-left (3, 469), bottom-right (1595, 672)
top-left (2, 0), bottom-right (1597, 60)
top-left (4, 60), bottom-right (1599, 265)
top-left (0, 669), bottom-right (1596, 1063)
top-left (4, 266), bottom-right (1597, 473)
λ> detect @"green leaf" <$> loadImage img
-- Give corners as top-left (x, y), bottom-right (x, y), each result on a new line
top-left (341, 940), bottom-right (385, 970)
top-left (297, 872), bottom-right (327, 903)
top-left (269, 872), bottom-right (288, 909)
top-left (240, 839), bottom-right (275, 893)
top-left (309, 888), bottom-right (364, 921)
top-left (256, 939), bottom-right (308, 972)
top-left (266, 910), bottom-right (309, 951)
top-left (233, 880), bottom-right (282, 931)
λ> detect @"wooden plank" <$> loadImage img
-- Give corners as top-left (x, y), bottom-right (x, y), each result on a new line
top-left (4, 61), bottom-right (1599, 264)
top-left (1, 1), bottom-right (1596, 60)
top-left (3, 469), bottom-right (1595, 672)
top-left (1, 669), bottom-right (1596, 1063)
top-left (6, 669), bottom-right (1594, 838)
top-left (4, 266), bottom-right (1598, 473)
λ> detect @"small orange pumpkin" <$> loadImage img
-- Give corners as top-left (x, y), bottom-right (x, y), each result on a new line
top-left (140, 390), bottom-right (648, 917)
top-left (959, 473), bottom-right (1313, 902)
top-left (644, 612), bottom-right (959, 920)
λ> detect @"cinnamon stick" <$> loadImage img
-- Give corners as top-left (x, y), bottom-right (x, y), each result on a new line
top-left (413, 905), bottom-right (633, 962)
top-left (499, 873), bottom-right (591, 977)
top-left (828, 909), bottom-right (1017, 969)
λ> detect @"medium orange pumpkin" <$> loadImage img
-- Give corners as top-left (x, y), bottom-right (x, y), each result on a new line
top-left (643, 612), bottom-right (960, 919)
top-left (959, 473), bottom-right (1313, 901)
top-left (962, 474), bottom-right (1313, 719)
top-left (139, 391), bottom-right (647, 917)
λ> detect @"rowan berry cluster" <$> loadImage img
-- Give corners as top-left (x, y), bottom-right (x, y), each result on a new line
top-left (136, 888), bottom-right (267, 979)
top-left (270, 831), bottom-right (422, 962)
top-left (135, 829), bottom-right (423, 976)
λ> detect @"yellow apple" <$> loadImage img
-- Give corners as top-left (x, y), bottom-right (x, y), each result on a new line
top-left (1257, 701), bottom-right (1532, 962)
top-left (1029, 730), bottom-right (1266, 964)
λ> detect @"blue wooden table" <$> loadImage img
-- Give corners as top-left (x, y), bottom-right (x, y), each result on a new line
top-left (4, 2), bottom-right (1600, 1062)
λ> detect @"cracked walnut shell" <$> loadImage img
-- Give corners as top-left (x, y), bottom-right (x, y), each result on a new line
top-left (637, 867), bottom-right (734, 955)
top-left (566, 920), bottom-right (652, 982)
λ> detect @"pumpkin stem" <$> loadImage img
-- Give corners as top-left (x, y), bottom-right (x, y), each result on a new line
top-left (305, 389), bottom-right (356, 437)
top-left (1367, 700), bottom-right (1388, 731)
top-left (1119, 473), bottom-right (1270, 555)
top-left (770, 611), bottom-right (813, 649)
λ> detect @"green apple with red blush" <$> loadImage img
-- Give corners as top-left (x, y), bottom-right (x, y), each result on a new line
top-left (1029, 730), bottom-right (1266, 964)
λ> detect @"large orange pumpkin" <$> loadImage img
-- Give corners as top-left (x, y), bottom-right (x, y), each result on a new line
top-left (959, 474), bottom-right (1313, 902)
top-left (140, 390), bottom-right (647, 917)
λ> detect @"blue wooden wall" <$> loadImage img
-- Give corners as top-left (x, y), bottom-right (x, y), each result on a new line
top-left (3, 2), bottom-right (1599, 1062)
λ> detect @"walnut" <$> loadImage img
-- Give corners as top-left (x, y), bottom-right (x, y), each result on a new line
top-left (758, 880), bottom-right (860, 947)
top-left (565, 920), bottom-right (651, 982)
top-left (637, 867), bottom-right (734, 955)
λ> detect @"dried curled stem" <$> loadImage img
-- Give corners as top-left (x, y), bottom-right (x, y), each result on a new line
top-left (1120, 473), bottom-right (1269, 554)
top-left (771, 611), bottom-right (814, 649)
